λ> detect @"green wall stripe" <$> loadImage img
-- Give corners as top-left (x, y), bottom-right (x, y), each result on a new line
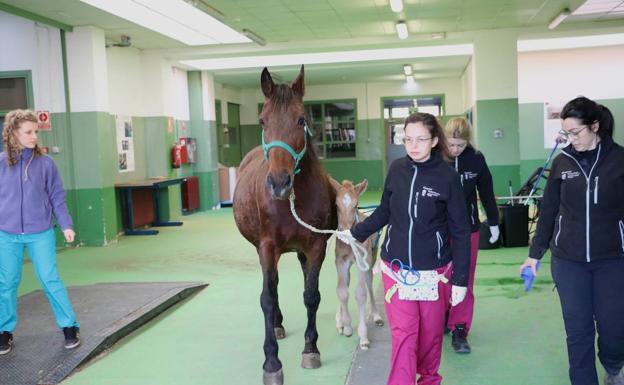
top-left (489, 165), bottom-right (520, 198)
top-left (476, 98), bottom-right (519, 166)
top-left (322, 160), bottom-right (384, 190)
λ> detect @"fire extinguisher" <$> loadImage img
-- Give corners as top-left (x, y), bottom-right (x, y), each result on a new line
top-left (172, 143), bottom-right (182, 168)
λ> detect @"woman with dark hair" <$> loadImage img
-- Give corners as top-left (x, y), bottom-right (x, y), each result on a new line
top-left (520, 96), bottom-right (624, 385)
top-left (338, 112), bottom-right (471, 385)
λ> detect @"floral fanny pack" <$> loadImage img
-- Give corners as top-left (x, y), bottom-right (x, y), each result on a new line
top-left (381, 260), bottom-right (450, 302)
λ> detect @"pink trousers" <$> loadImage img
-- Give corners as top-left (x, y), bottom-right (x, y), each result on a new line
top-left (446, 230), bottom-right (480, 333)
top-left (382, 261), bottom-right (451, 385)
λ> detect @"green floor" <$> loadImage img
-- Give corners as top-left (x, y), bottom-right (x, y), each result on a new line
top-left (14, 192), bottom-right (583, 385)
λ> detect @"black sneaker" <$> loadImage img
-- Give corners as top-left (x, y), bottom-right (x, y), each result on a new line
top-left (451, 324), bottom-right (471, 354)
top-left (0, 332), bottom-right (13, 355)
top-left (63, 327), bottom-right (80, 349)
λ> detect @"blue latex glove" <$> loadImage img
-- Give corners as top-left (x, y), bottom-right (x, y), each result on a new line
top-left (521, 261), bottom-right (541, 292)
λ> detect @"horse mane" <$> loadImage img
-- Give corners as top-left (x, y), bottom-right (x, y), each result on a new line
top-left (267, 84), bottom-right (296, 112)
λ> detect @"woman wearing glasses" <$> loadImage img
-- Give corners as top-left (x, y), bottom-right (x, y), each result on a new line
top-left (338, 112), bottom-right (471, 385)
top-left (442, 117), bottom-right (500, 354)
top-left (519, 96), bottom-right (624, 385)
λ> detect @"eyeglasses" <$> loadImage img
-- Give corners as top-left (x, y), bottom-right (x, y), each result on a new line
top-left (402, 136), bottom-right (432, 145)
top-left (558, 126), bottom-right (587, 140)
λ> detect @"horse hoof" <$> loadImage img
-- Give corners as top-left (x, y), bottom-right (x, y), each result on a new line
top-left (274, 327), bottom-right (286, 340)
top-left (301, 353), bottom-right (321, 369)
top-left (343, 326), bottom-right (353, 337)
top-left (374, 318), bottom-right (384, 327)
top-left (263, 369), bottom-right (284, 385)
top-left (360, 341), bottom-right (370, 350)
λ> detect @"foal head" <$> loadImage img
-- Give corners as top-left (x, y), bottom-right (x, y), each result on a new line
top-left (260, 65), bottom-right (308, 200)
top-left (329, 178), bottom-right (368, 230)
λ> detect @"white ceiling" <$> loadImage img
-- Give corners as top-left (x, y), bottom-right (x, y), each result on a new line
top-left (2, 0), bottom-right (623, 87)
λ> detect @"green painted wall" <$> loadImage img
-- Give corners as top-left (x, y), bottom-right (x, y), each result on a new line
top-left (322, 159), bottom-right (384, 190)
top-left (475, 98), bottom-right (520, 166)
top-left (240, 123), bottom-right (261, 157)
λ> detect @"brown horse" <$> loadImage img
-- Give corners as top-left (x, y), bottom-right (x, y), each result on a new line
top-left (233, 66), bottom-right (337, 385)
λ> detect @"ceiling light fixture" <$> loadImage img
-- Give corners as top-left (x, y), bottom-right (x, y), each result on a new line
top-left (518, 33), bottom-right (624, 52)
top-left (390, 0), bottom-right (403, 13)
top-left (548, 8), bottom-right (571, 30)
top-left (403, 64), bottom-right (413, 75)
top-left (395, 21), bottom-right (408, 39)
top-left (181, 44), bottom-right (473, 70)
top-left (79, 0), bottom-right (250, 45)
top-left (242, 29), bottom-right (266, 46)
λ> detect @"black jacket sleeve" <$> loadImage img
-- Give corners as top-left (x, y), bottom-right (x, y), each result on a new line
top-left (476, 155), bottom-right (499, 226)
top-left (448, 174), bottom-right (472, 286)
top-left (528, 158), bottom-right (561, 260)
top-left (351, 166), bottom-right (392, 242)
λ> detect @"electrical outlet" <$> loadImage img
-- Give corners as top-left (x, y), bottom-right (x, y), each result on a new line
top-left (493, 129), bottom-right (504, 139)
top-left (51, 146), bottom-right (60, 153)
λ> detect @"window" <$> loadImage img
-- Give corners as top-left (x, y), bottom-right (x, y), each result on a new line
top-left (305, 100), bottom-right (356, 159)
top-left (0, 71), bottom-right (32, 115)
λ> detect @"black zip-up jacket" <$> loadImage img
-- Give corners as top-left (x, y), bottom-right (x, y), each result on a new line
top-left (452, 146), bottom-right (499, 232)
top-left (351, 152), bottom-right (471, 286)
top-left (529, 136), bottom-right (624, 263)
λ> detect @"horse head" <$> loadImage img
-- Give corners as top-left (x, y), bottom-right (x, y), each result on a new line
top-left (260, 65), bottom-right (308, 200)
top-left (329, 177), bottom-right (368, 230)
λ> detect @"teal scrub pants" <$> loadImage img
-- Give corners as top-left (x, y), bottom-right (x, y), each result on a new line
top-left (0, 228), bottom-right (79, 332)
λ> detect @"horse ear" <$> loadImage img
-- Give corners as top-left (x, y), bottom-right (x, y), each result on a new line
top-left (261, 67), bottom-right (274, 98)
top-left (292, 65), bottom-right (305, 97)
top-left (355, 179), bottom-right (368, 197)
top-left (328, 175), bottom-right (342, 193)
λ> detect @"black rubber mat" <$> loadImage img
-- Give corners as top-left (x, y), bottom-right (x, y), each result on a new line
top-left (0, 281), bottom-right (207, 385)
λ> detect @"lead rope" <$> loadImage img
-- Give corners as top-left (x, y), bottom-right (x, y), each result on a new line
top-left (288, 190), bottom-right (370, 271)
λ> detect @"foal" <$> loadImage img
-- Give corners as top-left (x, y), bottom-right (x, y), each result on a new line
top-left (329, 178), bottom-right (384, 350)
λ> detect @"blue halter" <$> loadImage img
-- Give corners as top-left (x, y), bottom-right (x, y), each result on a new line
top-left (262, 123), bottom-right (310, 175)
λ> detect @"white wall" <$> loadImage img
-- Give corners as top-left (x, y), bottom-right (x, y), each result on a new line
top-left (222, 76), bottom-right (464, 123)
top-left (65, 26), bottom-right (110, 112)
top-left (172, 67), bottom-right (190, 121)
top-left (460, 58), bottom-right (474, 113)
top-left (106, 47), bottom-right (142, 116)
top-left (0, 11), bottom-right (65, 113)
top-left (518, 44), bottom-right (624, 103)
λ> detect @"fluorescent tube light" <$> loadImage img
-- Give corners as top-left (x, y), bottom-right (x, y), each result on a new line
top-left (403, 64), bottom-right (413, 75)
top-left (396, 21), bottom-right (408, 39)
top-left (518, 33), bottom-right (624, 52)
top-left (79, 0), bottom-right (250, 45)
top-left (548, 8), bottom-right (570, 30)
top-left (390, 0), bottom-right (404, 13)
top-left (181, 44), bottom-right (473, 70)
top-left (242, 29), bottom-right (266, 46)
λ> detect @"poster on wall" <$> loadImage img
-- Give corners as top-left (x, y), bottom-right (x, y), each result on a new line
top-left (116, 115), bottom-right (135, 172)
top-left (544, 102), bottom-right (565, 149)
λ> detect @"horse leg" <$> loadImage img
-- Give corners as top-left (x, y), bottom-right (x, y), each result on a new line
top-left (273, 273), bottom-right (286, 340)
top-left (335, 255), bottom-right (353, 337)
top-left (300, 246), bottom-right (325, 369)
top-left (356, 270), bottom-right (370, 349)
top-left (365, 264), bottom-right (384, 327)
top-left (259, 242), bottom-right (284, 385)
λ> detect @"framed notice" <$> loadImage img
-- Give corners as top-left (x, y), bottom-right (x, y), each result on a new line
top-left (116, 115), bottom-right (135, 172)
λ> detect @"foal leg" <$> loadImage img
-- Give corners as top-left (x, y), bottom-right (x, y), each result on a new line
top-left (300, 244), bottom-right (326, 369)
top-left (335, 254), bottom-right (353, 337)
top-left (259, 242), bottom-right (283, 385)
top-left (355, 269), bottom-right (370, 349)
top-left (365, 268), bottom-right (384, 327)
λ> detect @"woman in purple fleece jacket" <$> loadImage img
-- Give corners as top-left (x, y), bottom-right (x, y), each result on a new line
top-left (0, 109), bottom-right (80, 356)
